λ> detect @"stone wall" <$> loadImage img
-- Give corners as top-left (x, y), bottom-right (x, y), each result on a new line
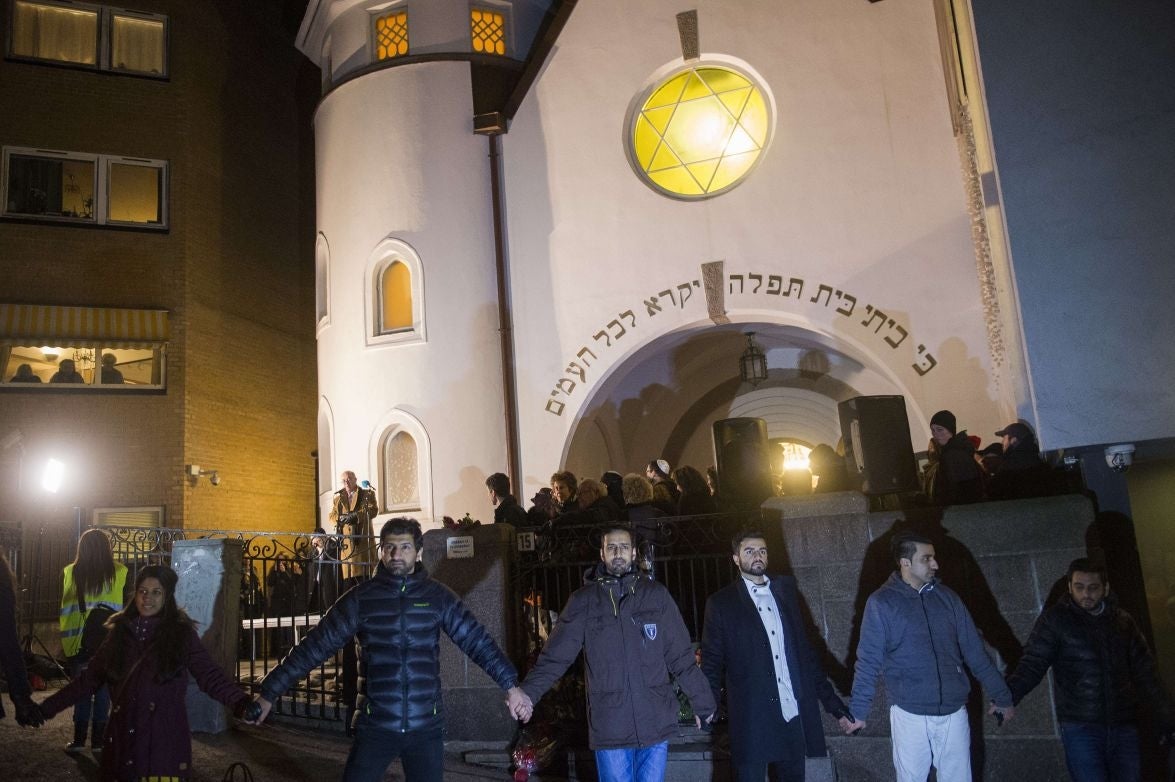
top-left (766, 492), bottom-right (1095, 781)
top-left (425, 523), bottom-right (521, 743)
top-left (429, 496), bottom-right (1107, 780)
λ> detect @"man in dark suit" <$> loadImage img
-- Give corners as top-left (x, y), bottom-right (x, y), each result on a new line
top-left (701, 529), bottom-right (852, 781)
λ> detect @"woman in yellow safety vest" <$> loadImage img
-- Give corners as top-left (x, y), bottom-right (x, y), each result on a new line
top-left (59, 529), bottom-right (127, 754)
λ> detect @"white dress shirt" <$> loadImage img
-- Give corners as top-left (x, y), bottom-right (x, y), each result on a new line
top-left (742, 575), bottom-right (799, 721)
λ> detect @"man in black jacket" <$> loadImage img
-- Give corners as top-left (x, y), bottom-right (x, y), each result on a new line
top-left (518, 524), bottom-right (715, 782)
top-left (249, 518), bottom-right (529, 782)
top-left (487, 472), bottom-right (529, 525)
top-left (1006, 558), bottom-right (1174, 782)
top-left (701, 529), bottom-right (852, 782)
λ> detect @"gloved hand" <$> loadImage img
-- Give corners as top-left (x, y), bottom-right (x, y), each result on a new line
top-left (13, 696), bottom-right (45, 728)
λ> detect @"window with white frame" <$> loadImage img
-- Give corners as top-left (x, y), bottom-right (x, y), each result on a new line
top-left (2, 147), bottom-right (167, 228)
top-left (366, 237), bottom-right (425, 346)
top-left (9, 0), bottom-right (167, 77)
top-left (371, 409), bottom-right (431, 519)
top-left (381, 429), bottom-right (420, 512)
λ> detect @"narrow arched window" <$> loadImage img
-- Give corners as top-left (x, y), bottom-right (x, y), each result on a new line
top-left (382, 429), bottom-right (420, 511)
top-left (315, 233), bottom-right (330, 329)
top-left (380, 261), bottom-right (412, 333)
top-left (366, 237), bottom-right (425, 346)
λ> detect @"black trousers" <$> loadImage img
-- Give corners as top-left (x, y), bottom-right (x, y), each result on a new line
top-left (341, 722), bottom-right (444, 782)
top-left (732, 714), bottom-right (806, 782)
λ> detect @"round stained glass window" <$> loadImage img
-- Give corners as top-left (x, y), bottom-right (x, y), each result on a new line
top-left (628, 64), bottom-right (773, 199)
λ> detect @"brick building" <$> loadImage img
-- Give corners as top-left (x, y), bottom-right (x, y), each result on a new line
top-left (0, 0), bottom-right (319, 538)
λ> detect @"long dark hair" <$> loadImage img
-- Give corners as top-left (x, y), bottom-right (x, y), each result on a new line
top-left (110, 565), bottom-right (194, 680)
top-left (72, 529), bottom-right (116, 600)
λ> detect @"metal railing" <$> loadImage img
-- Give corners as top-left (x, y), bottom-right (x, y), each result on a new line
top-left (17, 525), bottom-right (371, 727)
top-left (16, 512), bottom-right (763, 729)
top-left (512, 511), bottom-right (762, 653)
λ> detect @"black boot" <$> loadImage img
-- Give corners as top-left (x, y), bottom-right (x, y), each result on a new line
top-left (65, 722), bottom-right (87, 753)
top-left (91, 721), bottom-right (106, 753)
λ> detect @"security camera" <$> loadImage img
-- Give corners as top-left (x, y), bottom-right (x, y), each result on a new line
top-left (1104, 444), bottom-right (1135, 473)
top-left (209, 471), bottom-right (221, 486)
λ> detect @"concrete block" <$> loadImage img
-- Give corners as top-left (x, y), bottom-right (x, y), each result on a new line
top-left (943, 495), bottom-right (1094, 556)
top-left (172, 538), bottom-right (244, 734)
top-left (974, 553), bottom-right (1038, 614)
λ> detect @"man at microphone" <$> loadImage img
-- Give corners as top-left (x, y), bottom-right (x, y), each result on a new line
top-left (327, 470), bottom-right (379, 733)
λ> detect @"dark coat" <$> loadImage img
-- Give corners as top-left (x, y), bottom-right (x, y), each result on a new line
top-left (260, 562), bottom-right (517, 733)
top-left (701, 575), bottom-right (847, 763)
top-left (307, 539), bottom-right (341, 612)
top-left (677, 491), bottom-right (717, 516)
top-left (0, 562), bottom-right (31, 720)
top-left (521, 565), bottom-right (716, 750)
top-left (493, 495), bottom-right (530, 526)
top-left (1007, 593), bottom-right (1174, 728)
top-left (988, 443), bottom-right (1049, 501)
top-left (932, 432), bottom-right (985, 504)
top-left (625, 503), bottom-right (666, 546)
top-left (42, 616), bottom-right (248, 781)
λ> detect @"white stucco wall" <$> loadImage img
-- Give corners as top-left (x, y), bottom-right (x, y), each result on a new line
top-left (503, 0), bottom-right (1005, 498)
top-left (314, 62), bottom-right (508, 527)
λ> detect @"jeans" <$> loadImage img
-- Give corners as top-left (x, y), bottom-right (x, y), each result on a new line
top-left (889, 704), bottom-right (971, 782)
top-left (1059, 721), bottom-right (1140, 782)
top-left (69, 657), bottom-right (110, 729)
top-left (340, 721), bottom-right (444, 782)
top-left (595, 741), bottom-right (669, 782)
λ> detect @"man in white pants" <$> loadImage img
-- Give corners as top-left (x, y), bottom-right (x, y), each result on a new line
top-left (844, 531), bottom-right (1015, 781)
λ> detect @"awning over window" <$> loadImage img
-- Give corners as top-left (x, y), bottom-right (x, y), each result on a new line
top-left (0, 303), bottom-right (170, 348)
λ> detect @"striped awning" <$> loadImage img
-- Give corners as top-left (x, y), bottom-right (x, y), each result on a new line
top-left (0, 303), bottom-right (170, 347)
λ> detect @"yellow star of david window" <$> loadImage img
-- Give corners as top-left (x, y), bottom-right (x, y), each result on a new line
top-left (630, 65), bottom-right (772, 198)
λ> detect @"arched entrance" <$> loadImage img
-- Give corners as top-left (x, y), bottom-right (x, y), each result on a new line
top-left (559, 319), bottom-right (924, 480)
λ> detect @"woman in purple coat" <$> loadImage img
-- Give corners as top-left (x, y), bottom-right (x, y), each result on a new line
top-left (40, 565), bottom-right (250, 780)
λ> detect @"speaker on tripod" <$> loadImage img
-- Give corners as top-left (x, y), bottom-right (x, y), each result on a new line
top-left (837, 396), bottom-right (919, 495)
top-left (713, 418), bottom-right (774, 509)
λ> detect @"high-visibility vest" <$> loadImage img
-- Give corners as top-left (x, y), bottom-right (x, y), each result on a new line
top-left (59, 562), bottom-right (127, 658)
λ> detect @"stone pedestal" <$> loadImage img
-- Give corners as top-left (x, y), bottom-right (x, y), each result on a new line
top-left (424, 523), bottom-right (519, 742)
top-left (761, 492), bottom-right (1096, 781)
top-left (172, 538), bottom-right (244, 734)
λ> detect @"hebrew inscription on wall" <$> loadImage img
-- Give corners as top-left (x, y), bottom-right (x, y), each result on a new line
top-left (542, 271), bottom-right (937, 416)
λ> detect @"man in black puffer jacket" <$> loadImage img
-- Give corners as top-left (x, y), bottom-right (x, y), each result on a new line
top-left (1007, 558), bottom-right (1174, 782)
top-left (249, 518), bottom-right (529, 782)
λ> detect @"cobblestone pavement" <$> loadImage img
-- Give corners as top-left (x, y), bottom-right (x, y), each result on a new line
top-left (1, 686), bottom-right (512, 781)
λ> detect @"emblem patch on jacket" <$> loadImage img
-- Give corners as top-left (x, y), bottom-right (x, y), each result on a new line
top-left (643, 623), bottom-right (657, 640)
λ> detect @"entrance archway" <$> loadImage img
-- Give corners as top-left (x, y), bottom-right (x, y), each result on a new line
top-left (559, 319), bottom-right (920, 480)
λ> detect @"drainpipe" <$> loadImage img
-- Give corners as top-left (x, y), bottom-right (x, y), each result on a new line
top-left (485, 128), bottom-right (522, 492)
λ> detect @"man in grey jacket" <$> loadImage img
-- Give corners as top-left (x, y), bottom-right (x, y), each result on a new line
top-left (845, 531), bottom-right (1015, 782)
top-left (517, 524), bottom-right (715, 782)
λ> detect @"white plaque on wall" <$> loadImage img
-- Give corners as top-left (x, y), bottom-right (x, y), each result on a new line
top-left (446, 536), bottom-right (474, 559)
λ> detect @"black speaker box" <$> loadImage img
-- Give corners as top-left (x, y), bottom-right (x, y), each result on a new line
top-left (712, 417), bottom-right (774, 508)
top-left (837, 396), bottom-right (919, 495)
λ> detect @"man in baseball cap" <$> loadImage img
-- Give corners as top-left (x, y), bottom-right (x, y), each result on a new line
top-left (989, 421), bottom-right (1049, 500)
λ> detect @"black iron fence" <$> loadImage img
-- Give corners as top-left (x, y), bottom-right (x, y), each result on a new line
top-left (14, 512), bottom-right (764, 729)
top-left (512, 511), bottom-right (763, 654)
top-left (16, 525), bottom-right (372, 727)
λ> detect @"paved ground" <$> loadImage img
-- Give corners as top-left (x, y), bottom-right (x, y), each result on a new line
top-left (1, 685), bottom-right (514, 781)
